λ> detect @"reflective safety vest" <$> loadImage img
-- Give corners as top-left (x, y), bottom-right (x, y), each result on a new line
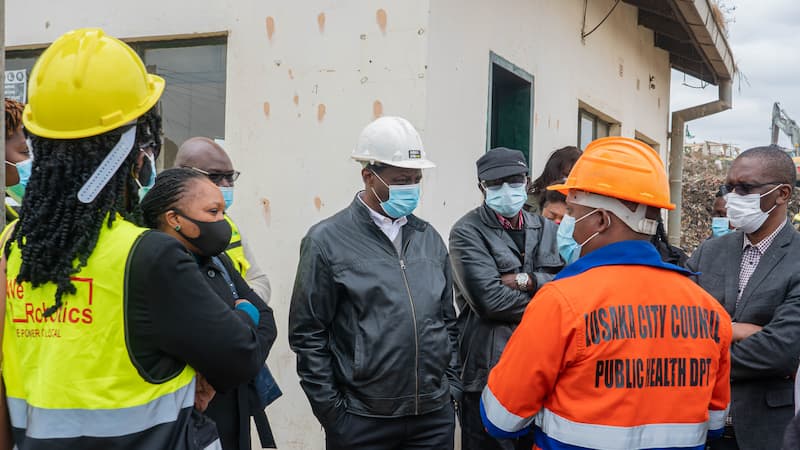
top-left (5, 202), bottom-right (19, 223)
top-left (482, 241), bottom-right (732, 450)
top-left (3, 216), bottom-right (197, 448)
top-left (224, 215), bottom-right (250, 278)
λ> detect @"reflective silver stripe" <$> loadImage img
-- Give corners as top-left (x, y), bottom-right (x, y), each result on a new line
top-left (204, 438), bottom-right (223, 450)
top-left (7, 398), bottom-right (27, 430)
top-left (709, 408), bottom-right (727, 430)
top-left (8, 378), bottom-right (195, 439)
top-left (534, 408), bottom-right (708, 450)
top-left (480, 385), bottom-right (535, 433)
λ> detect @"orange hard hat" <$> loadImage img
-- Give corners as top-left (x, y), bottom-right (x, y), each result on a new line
top-left (548, 136), bottom-right (674, 210)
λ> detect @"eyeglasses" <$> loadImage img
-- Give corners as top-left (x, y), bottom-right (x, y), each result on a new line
top-left (481, 175), bottom-right (527, 191)
top-left (187, 166), bottom-right (241, 185)
top-left (720, 182), bottom-right (784, 196)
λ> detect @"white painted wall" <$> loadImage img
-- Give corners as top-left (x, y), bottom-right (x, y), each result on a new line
top-left (6, 1), bottom-right (673, 448)
top-left (8, 1), bottom-right (431, 449)
top-left (423, 0), bottom-right (672, 236)
top-left (223, 2), bottom-right (431, 448)
top-left (6, 0), bottom-right (230, 46)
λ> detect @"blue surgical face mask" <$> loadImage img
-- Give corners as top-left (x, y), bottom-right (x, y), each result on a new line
top-left (371, 171), bottom-right (421, 218)
top-left (7, 158), bottom-right (33, 202)
top-left (711, 217), bottom-right (732, 238)
top-left (220, 186), bottom-right (235, 210)
top-left (484, 182), bottom-right (527, 217)
top-left (556, 209), bottom-right (601, 264)
top-left (136, 152), bottom-right (157, 203)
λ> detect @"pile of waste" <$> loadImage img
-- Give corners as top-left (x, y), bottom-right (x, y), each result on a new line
top-left (680, 150), bottom-right (800, 254)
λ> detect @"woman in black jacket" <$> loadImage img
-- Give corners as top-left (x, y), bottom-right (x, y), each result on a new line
top-left (140, 167), bottom-right (278, 449)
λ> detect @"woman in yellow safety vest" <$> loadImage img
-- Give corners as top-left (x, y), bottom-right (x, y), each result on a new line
top-left (2, 28), bottom-right (275, 450)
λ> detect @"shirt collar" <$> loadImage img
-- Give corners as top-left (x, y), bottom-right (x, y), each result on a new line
top-left (554, 240), bottom-right (696, 281)
top-left (493, 210), bottom-right (524, 230)
top-left (357, 192), bottom-right (408, 227)
top-left (743, 220), bottom-right (786, 253)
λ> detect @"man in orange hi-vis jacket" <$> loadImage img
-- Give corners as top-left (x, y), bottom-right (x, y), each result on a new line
top-left (481, 137), bottom-right (732, 450)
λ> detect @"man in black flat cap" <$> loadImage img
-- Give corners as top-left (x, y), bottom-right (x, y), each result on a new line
top-left (449, 147), bottom-right (564, 450)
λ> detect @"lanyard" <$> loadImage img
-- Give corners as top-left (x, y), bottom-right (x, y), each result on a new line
top-left (211, 256), bottom-right (239, 299)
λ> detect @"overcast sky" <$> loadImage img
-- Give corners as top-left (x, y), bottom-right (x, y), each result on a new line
top-left (670, 0), bottom-right (800, 150)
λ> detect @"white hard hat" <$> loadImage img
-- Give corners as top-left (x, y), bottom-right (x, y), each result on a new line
top-left (351, 116), bottom-right (436, 169)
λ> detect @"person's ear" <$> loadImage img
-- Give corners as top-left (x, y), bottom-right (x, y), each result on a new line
top-left (592, 209), bottom-right (613, 233)
top-left (776, 184), bottom-right (793, 205)
top-left (361, 167), bottom-right (372, 186)
top-left (164, 210), bottom-right (181, 231)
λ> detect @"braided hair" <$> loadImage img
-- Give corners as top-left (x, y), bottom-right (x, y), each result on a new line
top-left (138, 103), bottom-right (163, 152)
top-left (5, 107), bottom-right (163, 317)
top-left (5, 98), bottom-right (24, 139)
top-left (140, 167), bottom-right (207, 229)
top-left (650, 218), bottom-right (688, 267)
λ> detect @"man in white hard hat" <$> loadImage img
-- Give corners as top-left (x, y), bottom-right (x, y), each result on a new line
top-left (289, 116), bottom-right (461, 450)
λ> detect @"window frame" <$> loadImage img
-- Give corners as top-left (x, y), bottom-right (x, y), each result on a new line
top-left (6, 36), bottom-right (229, 170)
top-left (635, 130), bottom-right (661, 152)
top-left (577, 106), bottom-right (617, 150)
top-left (5, 35), bottom-right (229, 103)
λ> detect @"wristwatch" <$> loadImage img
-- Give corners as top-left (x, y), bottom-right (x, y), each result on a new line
top-left (515, 273), bottom-right (530, 291)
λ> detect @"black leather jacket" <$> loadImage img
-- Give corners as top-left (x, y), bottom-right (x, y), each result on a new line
top-left (289, 196), bottom-right (462, 427)
top-left (450, 205), bottom-right (563, 392)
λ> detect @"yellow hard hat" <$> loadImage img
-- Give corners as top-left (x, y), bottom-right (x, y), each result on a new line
top-left (23, 28), bottom-right (165, 139)
top-left (548, 136), bottom-right (674, 210)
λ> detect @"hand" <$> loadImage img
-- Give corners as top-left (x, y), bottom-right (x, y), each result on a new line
top-left (732, 322), bottom-right (762, 342)
top-left (234, 299), bottom-right (251, 307)
top-left (500, 273), bottom-right (534, 292)
top-left (194, 373), bottom-right (216, 412)
top-left (500, 273), bottom-right (518, 290)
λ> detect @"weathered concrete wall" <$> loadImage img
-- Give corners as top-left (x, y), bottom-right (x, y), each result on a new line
top-left (423, 0), bottom-right (672, 236)
top-left (6, 1), bottom-right (672, 448)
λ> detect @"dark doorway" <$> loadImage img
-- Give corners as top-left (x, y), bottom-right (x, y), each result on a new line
top-left (488, 52), bottom-right (534, 165)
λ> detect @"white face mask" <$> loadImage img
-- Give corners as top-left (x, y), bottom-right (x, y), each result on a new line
top-left (725, 184), bottom-right (783, 233)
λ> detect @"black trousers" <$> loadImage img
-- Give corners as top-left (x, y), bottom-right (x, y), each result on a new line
top-left (706, 426), bottom-right (739, 450)
top-left (325, 403), bottom-right (455, 450)
top-left (460, 391), bottom-right (535, 450)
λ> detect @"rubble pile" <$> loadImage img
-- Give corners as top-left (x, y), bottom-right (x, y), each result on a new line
top-left (679, 151), bottom-right (800, 254)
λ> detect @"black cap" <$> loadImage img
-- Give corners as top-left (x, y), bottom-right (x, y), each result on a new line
top-left (477, 147), bottom-right (529, 181)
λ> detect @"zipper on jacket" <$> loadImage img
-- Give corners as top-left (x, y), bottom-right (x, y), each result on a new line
top-left (398, 239), bottom-right (420, 414)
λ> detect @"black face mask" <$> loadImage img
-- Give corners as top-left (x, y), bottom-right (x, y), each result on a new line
top-left (174, 210), bottom-right (232, 257)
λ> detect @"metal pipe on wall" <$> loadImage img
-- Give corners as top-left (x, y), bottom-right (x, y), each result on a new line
top-left (667, 79), bottom-right (732, 246)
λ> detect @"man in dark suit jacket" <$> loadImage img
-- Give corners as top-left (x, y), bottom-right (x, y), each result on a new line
top-left (687, 145), bottom-right (800, 450)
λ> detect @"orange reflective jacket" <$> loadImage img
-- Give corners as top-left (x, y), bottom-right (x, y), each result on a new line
top-left (482, 240), bottom-right (732, 450)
